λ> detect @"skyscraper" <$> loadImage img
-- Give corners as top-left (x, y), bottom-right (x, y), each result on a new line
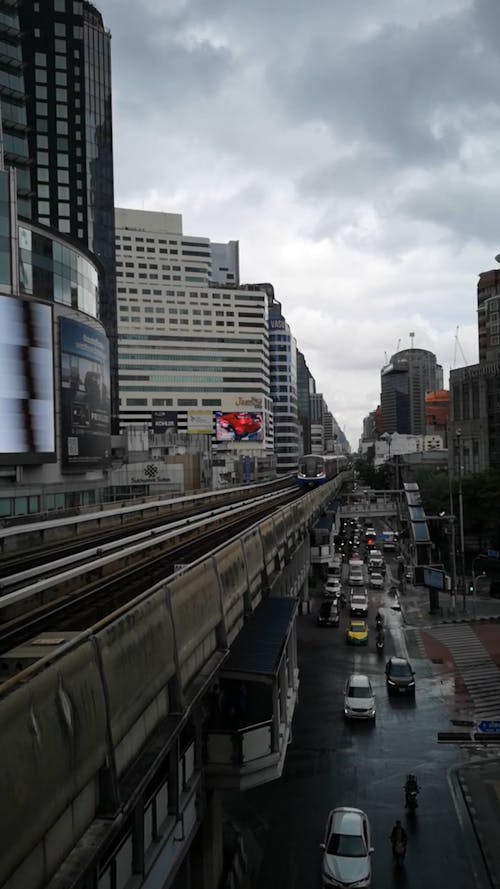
top-left (0, 3), bottom-right (31, 217)
top-left (18, 0), bottom-right (118, 429)
top-left (381, 347), bottom-right (441, 435)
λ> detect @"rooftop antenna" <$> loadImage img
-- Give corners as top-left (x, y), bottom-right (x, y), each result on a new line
top-left (409, 331), bottom-right (415, 348)
top-left (396, 337), bottom-right (401, 352)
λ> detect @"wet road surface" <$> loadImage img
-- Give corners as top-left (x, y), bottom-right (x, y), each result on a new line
top-left (222, 576), bottom-right (491, 888)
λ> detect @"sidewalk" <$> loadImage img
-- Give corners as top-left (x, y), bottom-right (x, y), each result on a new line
top-left (457, 759), bottom-right (500, 889)
top-left (398, 583), bottom-right (500, 888)
top-left (398, 583), bottom-right (500, 627)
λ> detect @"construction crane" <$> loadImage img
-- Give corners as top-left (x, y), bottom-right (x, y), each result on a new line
top-left (453, 326), bottom-right (468, 368)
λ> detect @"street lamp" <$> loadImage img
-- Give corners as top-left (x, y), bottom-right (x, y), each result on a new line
top-left (455, 429), bottom-right (467, 612)
top-left (427, 512), bottom-right (457, 615)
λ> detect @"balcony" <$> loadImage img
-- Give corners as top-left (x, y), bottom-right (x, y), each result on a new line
top-left (204, 596), bottom-right (299, 790)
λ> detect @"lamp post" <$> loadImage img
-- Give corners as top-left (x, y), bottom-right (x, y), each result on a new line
top-left (455, 429), bottom-right (467, 612)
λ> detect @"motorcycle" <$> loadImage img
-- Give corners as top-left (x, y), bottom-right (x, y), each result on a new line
top-left (375, 613), bottom-right (384, 631)
top-left (405, 774), bottom-right (419, 812)
top-left (392, 839), bottom-right (406, 866)
top-left (339, 592), bottom-right (346, 610)
top-left (376, 631), bottom-right (385, 652)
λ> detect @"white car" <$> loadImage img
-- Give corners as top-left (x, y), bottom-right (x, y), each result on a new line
top-left (344, 674), bottom-right (376, 720)
top-left (350, 590), bottom-right (368, 616)
top-left (324, 578), bottom-right (341, 598)
top-left (320, 807), bottom-right (373, 888)
top-left (370, 572), bottom-right (384, 589)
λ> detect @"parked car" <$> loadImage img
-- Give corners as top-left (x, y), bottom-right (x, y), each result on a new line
top-left (385, 656), bottom-right (416, 696)
top-left (320, 807), bottom-right (373, 888)
top-left (370, 572), bottom-right (384, 589)
top-left (350, 590), bottom-right (368, 616)
top-left (317, 600), bottom-right (340, 627)
top-left (346, 620), bottom-right (369, 645)
top-left (344, 674), bottom-right (376, 720)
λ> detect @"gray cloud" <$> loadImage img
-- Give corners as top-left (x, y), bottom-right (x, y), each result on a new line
top-left (99, 0), bottom-right (497, 444)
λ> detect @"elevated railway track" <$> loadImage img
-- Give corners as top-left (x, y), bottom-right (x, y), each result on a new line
top-left (0, 485), bottom-right (303, 659)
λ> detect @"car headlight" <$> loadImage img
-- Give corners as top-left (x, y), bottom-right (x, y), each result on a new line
top-left (408, 680), bottom-right (415, 686)
top-left (387, 678), bottom-right (397, 685)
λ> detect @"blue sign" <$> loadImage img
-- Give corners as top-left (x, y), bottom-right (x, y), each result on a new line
top-left (487, 550), bottom-right (500, 559)
top-left (477, 720), bottom-right (500, 733)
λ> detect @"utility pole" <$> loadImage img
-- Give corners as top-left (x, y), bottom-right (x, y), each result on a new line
top-left (456, 429), bottom-right (467, 612)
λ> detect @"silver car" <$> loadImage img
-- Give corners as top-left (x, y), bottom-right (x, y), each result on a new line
top-left (344, 674), bottom-right (376, 720)
top-left (320, 807), bottom-right (373, 887)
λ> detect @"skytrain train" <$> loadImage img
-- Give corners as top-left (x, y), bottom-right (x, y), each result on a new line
top-left (297, 453), bottom-right (349, 488)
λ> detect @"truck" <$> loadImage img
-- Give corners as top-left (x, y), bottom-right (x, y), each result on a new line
top-left (348, 557), bottom-right (364, 586)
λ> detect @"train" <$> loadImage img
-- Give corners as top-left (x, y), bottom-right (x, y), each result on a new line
top-left (297, 453), bottom-right (349, 488)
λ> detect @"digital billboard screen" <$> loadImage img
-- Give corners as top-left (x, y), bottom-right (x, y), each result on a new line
top-left (0, 296), bottom-right (55, 464)
top-left (60, 317), bottom-right (111, 468)
top-left (215, 411), bottom-right (263, 442)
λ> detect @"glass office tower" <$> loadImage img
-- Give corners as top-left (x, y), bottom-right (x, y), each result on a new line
top-left (0, 1), bottom-right (31, 216)
top-left (19, 0), bottom-right (118, 431)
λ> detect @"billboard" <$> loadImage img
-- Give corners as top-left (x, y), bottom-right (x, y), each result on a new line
top-left (215, 411), bottom-right (263, 442)
top-left (152, 411), bottom-right (178, 433)
top-left (60, 317), bottom-right (111, 468)
top-left (0, 296), bottom-right (55, 464)
top-left (187, 409), bottom-right (213, 434)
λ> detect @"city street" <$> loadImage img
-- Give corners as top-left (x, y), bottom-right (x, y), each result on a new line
top-left (222, 565), bottom-right (493, 888)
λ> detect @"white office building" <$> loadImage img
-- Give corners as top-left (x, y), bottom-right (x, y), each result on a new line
top-left (114, 209), bottom-right (274, 458)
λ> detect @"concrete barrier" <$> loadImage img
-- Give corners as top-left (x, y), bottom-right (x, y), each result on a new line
top-left (168, 561), bottom-right (224, 692)
top-left (213, 541), bottom-right (249, 645)
top-left (259, 517), bottom-right (279, 583)
top-left (95, 589), bottom-right (176, 776)
top-left (0, 640), bottom-right (107, 888)
top-left (240, 526), bottom-right (265, 610)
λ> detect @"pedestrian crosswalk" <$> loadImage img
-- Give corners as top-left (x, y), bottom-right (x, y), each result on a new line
top-left (423, 624), bottom-right (500, 721)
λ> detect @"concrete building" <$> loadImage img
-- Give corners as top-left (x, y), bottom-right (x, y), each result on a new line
top-left (210, 240), bottom-right (239, 286)
top-left (115, 208), bottom-right (274, 461)
top-left (381, 347), bottom-right (442, 435)
top-left (449, 260), bottom-right (500, 476)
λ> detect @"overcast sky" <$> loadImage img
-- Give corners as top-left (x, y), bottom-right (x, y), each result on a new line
top-left (100, 0), bottom-right (500, 448)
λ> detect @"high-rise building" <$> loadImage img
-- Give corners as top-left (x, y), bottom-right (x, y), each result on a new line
top-left (18, 1), bottom-right (118, 430)
top-left (114, 208), bottom-right (274, 455)
top-left (381, 347), bottom-right (442, 435)
top-left (477, 267), bottom-right (500, 362)
top-left (296, 350), bottom-right (313, 456)
top-left (0, 4), bottom-right (31, 217)
top-left (267, 293), bottom-right (299, 472)
top-left (449, 258), bottom-right (500, 475)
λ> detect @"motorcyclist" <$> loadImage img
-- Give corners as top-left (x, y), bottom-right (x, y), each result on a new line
top-left (375, 610), bottom-right (384, 629)
top-left (390, 820), bottom-right (407, 858)
top-left (339, 591), bottom-right (346, 609)
top-left (405, 774), bottom-right (419, 807)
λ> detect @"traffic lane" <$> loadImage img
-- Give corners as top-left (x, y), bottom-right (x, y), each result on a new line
top-left (225, 602), bottom-right (482, 889)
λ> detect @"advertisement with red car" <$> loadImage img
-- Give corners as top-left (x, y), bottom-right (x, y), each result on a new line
top-left (215, 411), bottom-right (264, 442)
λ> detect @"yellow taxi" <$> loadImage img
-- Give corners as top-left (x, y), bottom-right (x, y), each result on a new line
top-left (346, 619), bottom-right (369, 646)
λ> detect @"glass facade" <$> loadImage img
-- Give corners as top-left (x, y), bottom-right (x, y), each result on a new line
top-left (19, 1), bottom-right (118, 430)
top-left (0, 2), bottom-right (31, 216)
top-left (18, 223), bottom-right (99, 317)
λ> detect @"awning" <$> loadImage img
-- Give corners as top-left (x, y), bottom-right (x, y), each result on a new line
top-left (223, 597), bottom-right (297, 677)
